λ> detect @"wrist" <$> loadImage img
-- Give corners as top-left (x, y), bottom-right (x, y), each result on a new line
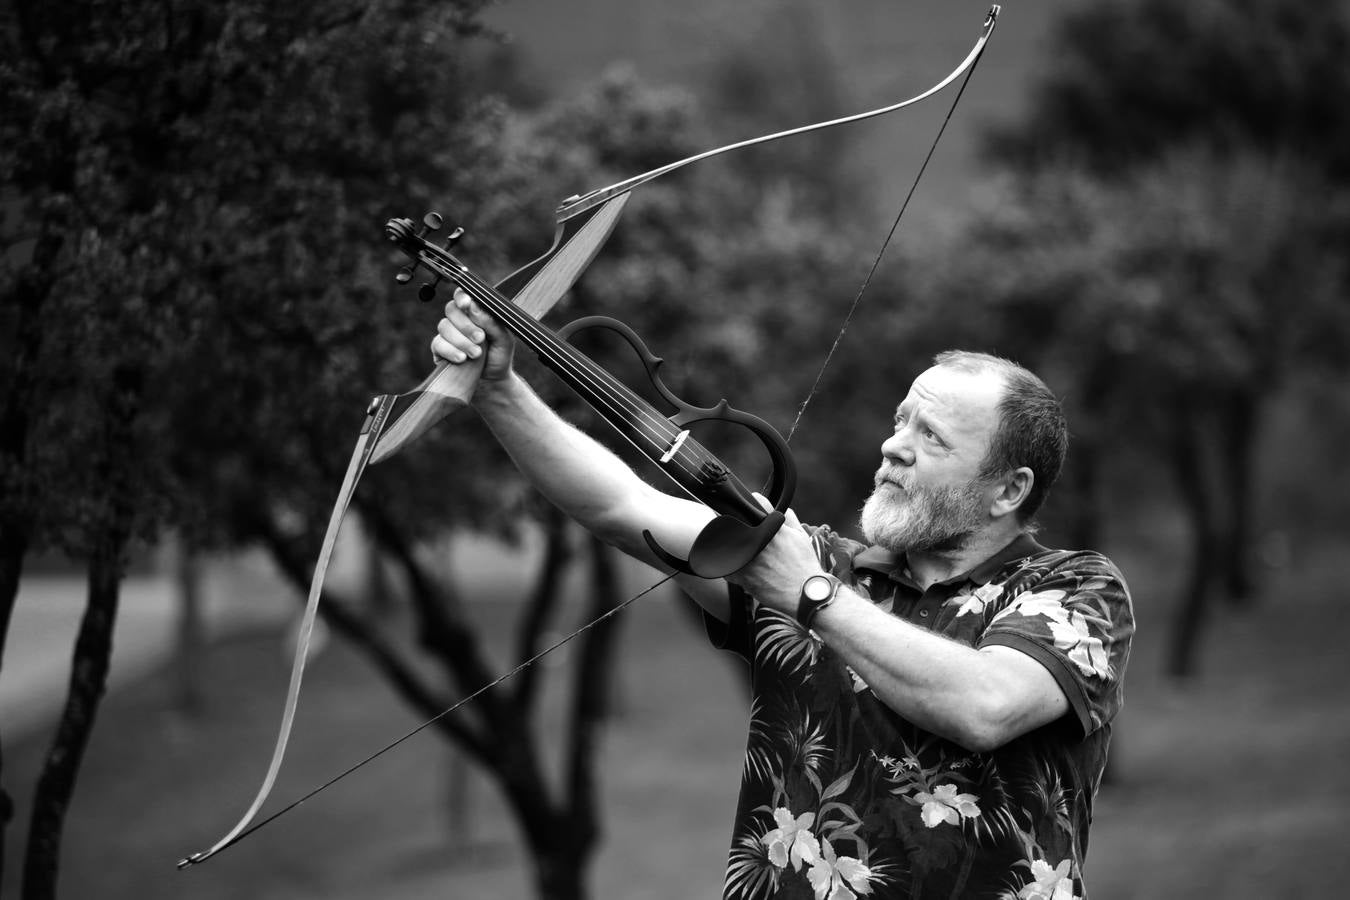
top-left (472, 369), bottom-right (525, 409)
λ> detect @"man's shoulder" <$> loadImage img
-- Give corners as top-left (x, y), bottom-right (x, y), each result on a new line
top-left (999, 541), bottom-right (1126, 585)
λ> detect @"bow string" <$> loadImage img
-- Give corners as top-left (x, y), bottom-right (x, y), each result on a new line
top-left (178, 3), bottom-right (1001, 869)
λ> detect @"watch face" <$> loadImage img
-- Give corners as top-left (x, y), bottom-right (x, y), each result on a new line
top-left (803, 574), bottom-right (834, 602)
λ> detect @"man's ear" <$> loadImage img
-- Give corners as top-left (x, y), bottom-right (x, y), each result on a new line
top-left (989, 467), bottom-right (1034, 520)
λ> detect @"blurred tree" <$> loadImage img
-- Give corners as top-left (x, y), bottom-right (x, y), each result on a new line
top-left (0, 1), bottom-right (866, 894)
top-left (701, 0), bottom-right (860, 220)
top-left (911, 152), bottom-right (1346, 677)
top-left (971, 0), bottom-right (1350, 676)
top-left (0, 0), bottom-right (492, 894)
top-left (985, 0), bottom-right (1350, 183)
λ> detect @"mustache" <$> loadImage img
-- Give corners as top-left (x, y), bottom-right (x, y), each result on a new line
top-left (873, 465), bottom-right (912, 492)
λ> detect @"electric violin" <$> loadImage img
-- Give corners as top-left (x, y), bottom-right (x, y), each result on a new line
top-left (384, 212), bottom-right (796, 579)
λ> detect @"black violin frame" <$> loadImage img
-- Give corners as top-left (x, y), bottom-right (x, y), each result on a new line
top-left (385, 214), bottom-right (797, 578)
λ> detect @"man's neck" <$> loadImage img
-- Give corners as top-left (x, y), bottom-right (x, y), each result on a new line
top-left (906, 523), bottom-right (1025, 591)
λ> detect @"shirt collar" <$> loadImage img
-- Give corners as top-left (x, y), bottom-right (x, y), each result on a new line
top-left (854, 532), bottom-right (1044, 587)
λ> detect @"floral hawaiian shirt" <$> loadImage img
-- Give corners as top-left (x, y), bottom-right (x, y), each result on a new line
top-left (707, 527), bottom-right (1134, 900)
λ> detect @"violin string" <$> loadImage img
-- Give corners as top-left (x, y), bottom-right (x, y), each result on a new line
top-left (452, 269), bottom-right (719, 480)
top-left (448, 264), bottom-right (723, 486)
top-left (451, 270), bottom-right (687, 456)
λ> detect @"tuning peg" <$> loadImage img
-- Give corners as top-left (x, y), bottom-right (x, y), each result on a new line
top-left (418, 275), bottom-right (442, 303)
top-left (414, 212), bottom-right (446, 241)
top-left (395, 266), bottom-right (416, 284)
top-left (443, 225), bottom-right (465, 248)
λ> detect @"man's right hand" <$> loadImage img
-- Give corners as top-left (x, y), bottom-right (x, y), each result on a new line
top-left (431, 288), bottom-right (516, 382)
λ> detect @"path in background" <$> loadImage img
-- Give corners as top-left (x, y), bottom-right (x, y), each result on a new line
top-left (2, 553), bottom-right (291, 740)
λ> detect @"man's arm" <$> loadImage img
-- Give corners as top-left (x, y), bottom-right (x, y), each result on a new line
top-left (435, 290), bottom-right (733, 620)
top-left (731, 511), bottom-right (1071, 753)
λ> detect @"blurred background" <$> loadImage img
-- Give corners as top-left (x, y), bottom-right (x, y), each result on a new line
top-left (2, 0), bottom-right (1348, 897)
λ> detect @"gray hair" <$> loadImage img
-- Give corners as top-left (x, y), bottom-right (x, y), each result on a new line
top-left (932, 350), bottom-right (1068, 523)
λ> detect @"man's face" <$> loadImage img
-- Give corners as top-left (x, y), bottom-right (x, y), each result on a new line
top-left (860, 365), bottom-right (1003, 553)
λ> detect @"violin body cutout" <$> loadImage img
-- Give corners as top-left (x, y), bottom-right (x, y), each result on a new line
top-left (559, 315), bottom-right (796, 579)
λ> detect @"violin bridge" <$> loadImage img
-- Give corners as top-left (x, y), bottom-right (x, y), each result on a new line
top-left (659, 429), bottom-right (690, 463)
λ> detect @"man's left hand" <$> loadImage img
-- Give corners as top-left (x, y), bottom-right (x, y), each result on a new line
top-left (726, 496), bottom-right (826, 613)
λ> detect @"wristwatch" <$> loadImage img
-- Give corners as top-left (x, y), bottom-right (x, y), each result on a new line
top-left (797, 573), bottom-right (842, 630)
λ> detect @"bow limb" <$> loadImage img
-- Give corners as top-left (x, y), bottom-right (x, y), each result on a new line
top-left (178, 396), bottom-right (396, 868)
top-left (366, 1), bottom-right (1002, 463)
top-left (178, 194), bottom-right (632, 870)
top-left (557, 4), bottom-right (1001, 221)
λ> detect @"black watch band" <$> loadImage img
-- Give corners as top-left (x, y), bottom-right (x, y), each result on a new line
top-left (797, 573), bottom-right (842, 630)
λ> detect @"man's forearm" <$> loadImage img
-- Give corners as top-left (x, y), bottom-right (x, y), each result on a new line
top-left (810, 589), bottom-right (1070, 753)
top-left (471, 372), bottom-right (714, 564)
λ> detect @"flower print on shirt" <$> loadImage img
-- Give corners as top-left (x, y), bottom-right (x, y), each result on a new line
top-left (990, 589), bottom-right (1113, 679)
top-left (762, 808), bottom-right (821, 871)
top-left (946, 581), bottom-right (1005, 618)
top-left (1017, 858), bottom-right (1080, 900)
top-left (806, 837), bottom-right (874, 900)
top-left (914, 783), bottom-right (982, 828)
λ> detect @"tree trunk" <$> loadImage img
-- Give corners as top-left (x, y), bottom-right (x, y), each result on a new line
top-left (514, 506), bottom-right (575, 710)
top-left (363, 520), bottom-right (396, 620)
top-left (515, 538), bottom-right (632, 900)
top-left (1217, 389), bottom-right (1260, 607)
top-left (1165, 408), bottom-right (1220, 679)
top-left (0, 535), bottom-right (28, 885)
top-left (1062, 360), bottom-right (1114, 551)
top-left (0, 222), bottom-right (64, 884)
top-left (21, 540), bottom-right (124, 899)
top-left (534, 847), bottom-right (588, 900)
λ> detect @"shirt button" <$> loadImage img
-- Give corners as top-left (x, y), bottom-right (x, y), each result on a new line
top-left (919, 609), bottom-right (930, 618)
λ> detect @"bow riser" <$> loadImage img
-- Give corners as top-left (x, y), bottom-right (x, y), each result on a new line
top-left (368, 193), bottom-right (631, 464)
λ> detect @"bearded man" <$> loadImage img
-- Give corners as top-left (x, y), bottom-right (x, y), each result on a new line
top-left (432, 290), bottom-right (1133, 900)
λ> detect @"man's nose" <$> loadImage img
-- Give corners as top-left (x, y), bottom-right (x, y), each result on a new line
top-left (880, 428), bottom-right (915, 465)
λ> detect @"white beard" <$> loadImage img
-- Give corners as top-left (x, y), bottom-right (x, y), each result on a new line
top-left (860, 471), bottom-right (988, 554)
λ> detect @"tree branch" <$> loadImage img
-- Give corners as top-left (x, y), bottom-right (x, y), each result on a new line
top-left (563, 537), bottom-right (627, 847)
top-left (247, 504), bottom-right (489, 761)
top-left (512, 504), bottom-right (574, 711)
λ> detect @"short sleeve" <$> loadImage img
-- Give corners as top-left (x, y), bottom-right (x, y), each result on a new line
top-left (977, 553), bottom-right (1134, 738)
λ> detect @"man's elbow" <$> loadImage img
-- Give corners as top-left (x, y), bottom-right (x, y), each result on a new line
top-left (951, 690), bottom-right (1037, 754)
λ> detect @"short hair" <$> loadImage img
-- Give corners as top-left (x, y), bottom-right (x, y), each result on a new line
top-left (932, 350), bottom-right (1068, 523)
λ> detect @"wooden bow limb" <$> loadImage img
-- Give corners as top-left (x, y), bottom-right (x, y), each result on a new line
top-left (178, 193), bottom-right (631, 869)
top-left (557, 5), bottom-right (1000, 222)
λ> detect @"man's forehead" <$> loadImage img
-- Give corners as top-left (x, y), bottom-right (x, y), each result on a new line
top-left (899, 365), bottom-right (1004, 421)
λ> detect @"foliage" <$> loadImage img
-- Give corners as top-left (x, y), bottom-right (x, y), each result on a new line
top-left (984, 0), bottom-right (1350, 181)
top-left (938, 0), bottom-right (1350, 673)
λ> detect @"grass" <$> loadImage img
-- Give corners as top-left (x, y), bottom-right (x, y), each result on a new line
top-left (4, 531), bottom-right (1350, 899)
